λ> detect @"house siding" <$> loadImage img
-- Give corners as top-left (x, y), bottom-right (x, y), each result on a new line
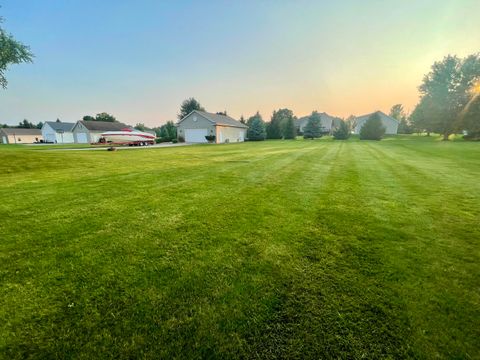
top-left (354, 112), bottom-right (399, 134)
top-left (216, 126), bottom-right (246, 143)
top-left (177, 113), bottom-right (216, 141)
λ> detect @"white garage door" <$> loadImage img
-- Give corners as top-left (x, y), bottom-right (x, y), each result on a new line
top-left (2, 136), bottom-right (7, 144)
top-left (185, 129), bottom-right (208, 143)
top-left (76, 133), bottom-right (88, 143)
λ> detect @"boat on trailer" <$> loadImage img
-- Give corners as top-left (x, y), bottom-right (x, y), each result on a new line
top-left (100, 129), bottom-right (156, 146)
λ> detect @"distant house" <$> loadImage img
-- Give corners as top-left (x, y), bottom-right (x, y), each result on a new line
top-left (177, 111), bottom-right (248, 144)
top-left (0, 128), bottom-right (43, 144)
top-left (353, 111), bottom-right (399, 135)
top-left (296, 112), bottom-right (342, 134)
top-left (72, 121), bottom-right (131, 143)
top-left (41, 121), bottom-right (76, 143)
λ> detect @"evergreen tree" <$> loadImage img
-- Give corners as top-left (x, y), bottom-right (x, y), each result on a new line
top-left (283, 117), bottom-right (296, 139)
top-left (178, 98), bottom-right (205, 120)
top-left (303, 111), bottom-right (322, 139)
top-left (247, 112), bottom-right (266, 141)
top-left (267, 108), bottom-right (295, 139)
top-left (360, 113), bottom-right (386, 140)
top-left (332, 120), bottom-right (351, 140)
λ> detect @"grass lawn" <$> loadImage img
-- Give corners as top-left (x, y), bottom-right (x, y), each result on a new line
top-left (1, 136), bottom-right (479, 358)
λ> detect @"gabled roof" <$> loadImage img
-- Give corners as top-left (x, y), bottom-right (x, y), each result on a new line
top-left (355, 111), bottom-right (399, 123)
top-left (0, 128), bottom-right (42, 135)
top-left (44, 121), bottom-right (76, 132)
top-left (75, 120), bottom-right (131, 131)
top-left (296, 112), bottom-right (342, 125)
top-left (179, 110), bottom-right (248, 128)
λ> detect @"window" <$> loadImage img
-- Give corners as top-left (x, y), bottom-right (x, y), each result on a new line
top-left (193, 115), bottom-right (197, 122)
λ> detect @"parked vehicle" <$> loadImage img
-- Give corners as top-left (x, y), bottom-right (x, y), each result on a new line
top-left (99, 129), bottom-right (156, 146)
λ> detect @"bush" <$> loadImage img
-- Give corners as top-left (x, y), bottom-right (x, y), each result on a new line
top-left (360, 113), bottom-right (386, 140)
top-left (178, 136), bottom-right (185, 143)
top-left (205, 135), bottom-right (216, 143)
top-left (155, 137), bottom-right (170, 143)
top-left (172, 139), bottom-right (178, 143)
top-left (333, 120), bottom-right (351, 140)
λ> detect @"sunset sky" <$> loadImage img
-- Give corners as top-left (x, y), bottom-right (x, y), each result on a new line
top-left (1, 0), bottom-right (479, 127)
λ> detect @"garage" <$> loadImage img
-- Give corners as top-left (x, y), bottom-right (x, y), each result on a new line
top-left (177, 111), bottom-right (248, 144)
top-left (185, 128), bottom-right (208, 143)
top-left (76, 133), bottom-right (88, 143)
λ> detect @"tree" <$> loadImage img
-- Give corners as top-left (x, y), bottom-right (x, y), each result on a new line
top-left (239, 115), bottom-right (246, 124)
top-left (82, 115), bottom-right (96, 122)
top-left (36, 121), bottom-right (43, 129)
top-left (360, 113), bottom-right (386, 140)
top-left (457, 93), bottom-right (480, 140)
top-left (332, 120), bottom-right (351, 140)
top-left (0, 16), bottom-right (34, 88)
top-left (246, 112), bottom-right (266, 141)
top-left (389, 104), bottom-right (412, 134)
top-left (413, 54), bottom-right (480, 140)
top-left (154, 121), bottom-right (177, 141)
top-left (178, 98), bottom-right (205, 120)
top-left (267, 108), bottom-right (294, 139)
top-left (95, 112), bottom-right (116, 122)
top-left (283, 117), bottom-right (296, 139)
top-left (303, 111), bottom-right (322, 139)
top-left (18, 119), bottom-right (35, 128)
top-left (135, 123), bottom-right (146, 131)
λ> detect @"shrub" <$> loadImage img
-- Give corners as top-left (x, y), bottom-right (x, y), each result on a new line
top-left (172, 139), bottom-right (178, 143)
top-left (178, 136), bottom-right (185, 143)
top-left (205, 135), bottom-right (216, 143)
top-left (333, 120), bottom-right (351, 140)
top-left (360, 113), bottom-right (386, 140)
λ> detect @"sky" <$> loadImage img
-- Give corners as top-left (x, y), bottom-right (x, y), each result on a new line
top-left (1, 0), bottom-right (479, 127)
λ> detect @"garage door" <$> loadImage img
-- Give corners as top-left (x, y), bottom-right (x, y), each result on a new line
top-left (76, 133), bottom-right (88, 143)
top-left (185, 129), bottom-right (208, 143)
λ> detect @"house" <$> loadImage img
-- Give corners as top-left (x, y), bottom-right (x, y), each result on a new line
top-left (176, 111), bottom-right (248, 143)
top-left (296, 112), bottom-right (342, 134)
top-left (353, 111), bottom-right (399, 135)
top-left (0, 128), bottom-right (43, 144)
top-left (41, 121), bottom-right (76, 143)
top-left (71, 120), bottom-right (131, 143)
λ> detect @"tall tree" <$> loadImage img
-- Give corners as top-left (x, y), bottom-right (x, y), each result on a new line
top-left (267, 108), bottom-right (294, 139)
top-left (283, 117), bottom-right (296, 139)
top-left (389, 104), bottom-right (406, 121)
top-left (360, 113), bottom-right (386, 140)
top-left (18, 119), bottom-right (35, 128)
top-left (135, 123), bottom-right (146, 131)
top-left (239, 115), bottom-right (246, 124)
top-left (413, 54), bottom-right (480, 140)
top-left (178, 98), bottom-right (205, 120)
top-left (457, 92), bottom-right (480, 140)
top-left (247, 112), bottom-right (266, 141)
top-left (0, 16), bottom-right (34, 88)
top-left (303, 111), bottom-right (322, 139)
top-left (82, 115), bottom-right (96, 122)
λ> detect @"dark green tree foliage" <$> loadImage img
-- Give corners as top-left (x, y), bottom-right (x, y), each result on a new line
top-left (458, 94), bottom-right (480, 140)
top-left (0, 16), bottom-right (34, 88)
top-left (360, 113), bottom-right (386, 140)
top-left (82, 115), bottom-right (96, 122)
top-left (413, 54), bottom-right (480, 140)
top-left (135, 123), bottom-right (146, 131)
top-left (95, 112), bottom-right (116, 122)
top-left (18, 119), bottom-right (36, 128)
top-left (332, 120), bottom-right (351, 140)
top-left (154, 121), bottom-right (177, 141)
top-left (178, 98), bottom-right (205, 120)
top-left (239, 115), bottom-right (246, 124)
top-left (267, 108), bottom-right (294, 139)
top-left (283, 117), bottom-right (296, 139)
top-left (303, 111), bottom-right (322, 139)
top-left (246, 112), bottom-right (266, 141)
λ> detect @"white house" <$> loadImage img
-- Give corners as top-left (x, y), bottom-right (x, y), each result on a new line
top-left (41, 121), bottom-right (75, 143)
top-left (176, 111), bottom-right (248, 144)
top-left (0, 128), bottom-right (43, 144)
top-left (296, 112), bottom-right (342, 134)
top-left (354, 111), bottom-right (399, 135)
top-left (72, 120), bottom-right (131, 143)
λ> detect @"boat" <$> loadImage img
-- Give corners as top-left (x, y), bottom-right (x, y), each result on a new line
top-left (100, 128), bottom-right (156, 145)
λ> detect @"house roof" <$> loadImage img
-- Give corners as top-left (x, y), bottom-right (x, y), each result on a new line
top-left (296, 112), bottom-right (342, 125)
top-left (180, 110), bottom-right (248, 128)
top-left (44, 121), bottom-right (76, 132)
top-left (76, 120), bottom-right (131, 131)
top-left (0, 128), bottom-right (42, 136)
top-left (355, 111), bottom-right (399, 123)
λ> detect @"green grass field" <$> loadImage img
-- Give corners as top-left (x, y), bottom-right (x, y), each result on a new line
top-left (1, 136), bottom-right (479, 359)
